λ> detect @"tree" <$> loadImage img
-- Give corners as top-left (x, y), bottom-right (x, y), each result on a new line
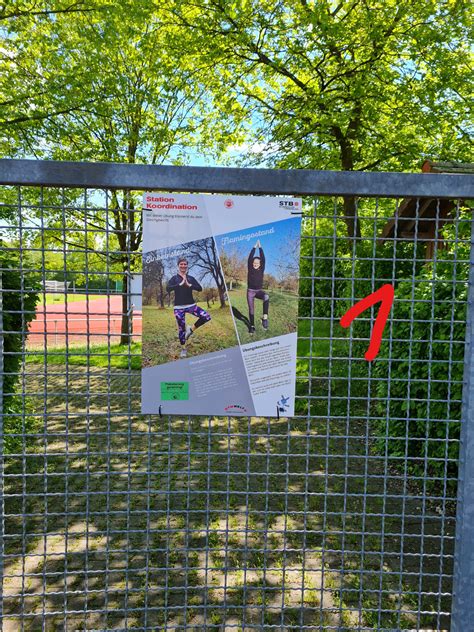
top-left (0, 1), bottom-right (98, 23)
top-left (143, 253), bottom-right (166, 308)
top-left (274, 235), bottom-right (301, 285)
top-left (2, 2), bottom-right (214, 342)
top-left (187, 238), bottom-right (227, 307)
top-left (203, 286), bottom-right (218, 307)
top-left (0, 1), bottom-right (106, 146)
top-left (168, 0), bottom-right (473, 237)
top-left (263, 273), bottom-right (279, 290)
top-left (1, 246), bottom-right (40, 451)
top-left (219, 249), bottom-right (246, 290)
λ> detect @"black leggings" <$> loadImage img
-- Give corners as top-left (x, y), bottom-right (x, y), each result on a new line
top-left (247, 289), bottom-right (269, 325)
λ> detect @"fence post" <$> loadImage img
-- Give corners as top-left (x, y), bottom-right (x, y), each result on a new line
top-left (0, 273), bottom-right (4, 624)
top-left (451, 223), bottom-right (474, 630)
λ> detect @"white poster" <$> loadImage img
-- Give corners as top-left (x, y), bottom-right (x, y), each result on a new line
top-left (141, 193), bottom-right (302, 417)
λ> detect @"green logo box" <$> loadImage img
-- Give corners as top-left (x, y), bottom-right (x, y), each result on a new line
top-left (160, 382), bottom-right (189, 401)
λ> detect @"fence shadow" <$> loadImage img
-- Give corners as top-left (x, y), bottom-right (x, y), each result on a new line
top-left (2, 364), bottom-right (453, 630)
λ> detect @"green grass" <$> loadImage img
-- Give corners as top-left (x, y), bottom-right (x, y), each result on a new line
top-left (6, 318), bottom-right (453, 629)
top-left (297, 318), bottom-right (351, 373)
top-left (227, 287), bottom-right (299, 345)
top-left (25, 342), bottom-right (142, 370)
top-left (42, 292), bottom-right (103, 305)
top-left (143, 301), bottom-right (239, 367)
top-left (3, 362), bottom-right (451, 630)
top-left (14, 317), bottom-right (452, 629)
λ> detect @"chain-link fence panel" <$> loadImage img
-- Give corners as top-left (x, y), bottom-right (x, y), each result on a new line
top-left (1, 163), bottom-right (473, 630)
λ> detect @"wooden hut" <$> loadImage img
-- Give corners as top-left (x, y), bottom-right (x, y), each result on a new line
top-left (379, 161), bottom-right (474, 259)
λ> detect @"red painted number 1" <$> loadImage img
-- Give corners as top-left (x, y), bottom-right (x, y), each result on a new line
top-left (340, 284), bottom-right (395, 361)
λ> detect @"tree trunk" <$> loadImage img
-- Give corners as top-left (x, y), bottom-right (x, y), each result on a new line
top-left (333, 123), bottom-right (362, 239)
top-left (218, 286), bottom-right (226, 308)
top-left (158, 277), bottom-right (164, 308)
top-left (120, 272), bottom-right (132, 345)
top-left (342, 196), bottom-right (361, 240)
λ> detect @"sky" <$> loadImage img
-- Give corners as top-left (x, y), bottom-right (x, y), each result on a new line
top-left (216, 216), bottom-right (301, 278)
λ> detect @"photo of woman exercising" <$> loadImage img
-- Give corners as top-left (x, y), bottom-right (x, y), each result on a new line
top-left (247, 239), bottom-right (269, 334)
top-left (167, 258), bottom-right (211, 358)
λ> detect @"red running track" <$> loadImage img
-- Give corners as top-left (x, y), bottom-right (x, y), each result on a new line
top-left (28, 296), bottom-right (142, 347)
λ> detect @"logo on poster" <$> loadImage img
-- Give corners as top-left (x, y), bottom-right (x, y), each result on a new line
top-left (224, 199), bottom-right (234, 209)
top-left (279, 200), bottom-right (299, 208)
top-left (224, 404), bottom-right (248, 413)
top-left (277, 395), bottom-right (290, 413)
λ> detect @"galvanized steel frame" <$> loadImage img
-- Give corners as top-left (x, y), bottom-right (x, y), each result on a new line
top-left (0, 158), bottom-right (473, 198)
top-left (1, 159), bottom-right (474, 630)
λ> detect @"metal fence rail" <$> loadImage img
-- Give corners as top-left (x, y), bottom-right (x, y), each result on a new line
top-left (1, 160), bottom-right (473, 631)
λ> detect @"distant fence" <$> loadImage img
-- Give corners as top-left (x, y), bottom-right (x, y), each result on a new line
top-left (43, 280), bottom-right (70, 292)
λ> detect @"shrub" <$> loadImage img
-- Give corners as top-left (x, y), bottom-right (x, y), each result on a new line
top-left (372, 254), bottom-right (468, 490)
top-left (2, 251), bottom-right (40, 452)
top-left (298, 204), bottom-right (468, 493)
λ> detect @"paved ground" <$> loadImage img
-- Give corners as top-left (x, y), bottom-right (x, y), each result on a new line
top-left (28, 296), bottom-right (142, 347)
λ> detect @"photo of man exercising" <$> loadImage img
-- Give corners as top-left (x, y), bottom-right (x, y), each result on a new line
top-left (167, 258), bottom-right (211, 358)
top-left (247, 239), bottom-right (269, 334)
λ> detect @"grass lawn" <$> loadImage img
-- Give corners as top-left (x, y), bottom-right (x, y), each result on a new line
top-left (227, 287), bottom-right (299, 345)
top-left (142, 302), bottom-right (239, 367)
top-left (5, 318), bottom-right (453, 629)
top-left (41, 292), bottom-right (103, 305)
top-left (25, 342), bottom-right (142, 370)
top-left (3, 358), bottom-right (452, 630)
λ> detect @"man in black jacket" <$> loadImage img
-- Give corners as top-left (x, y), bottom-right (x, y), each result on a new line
top-left (167, 258), bottom-right (211, 358)
top-left (247, 239), bottom-right (269, 333)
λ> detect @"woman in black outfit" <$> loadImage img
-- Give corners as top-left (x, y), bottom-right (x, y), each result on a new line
top-left (167, 258), bottom-right (211, 358)
top-left (247, 239), bottom-right (269, 333)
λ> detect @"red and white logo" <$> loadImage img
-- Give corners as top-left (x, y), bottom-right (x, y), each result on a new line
top-left (224, 199), bottom-right (234, 209)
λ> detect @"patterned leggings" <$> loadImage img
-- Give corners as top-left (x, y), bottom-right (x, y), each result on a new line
top-left (247, 289), bottom-right (269, 325)
top-left (174, 304), bottom-right (211, 345)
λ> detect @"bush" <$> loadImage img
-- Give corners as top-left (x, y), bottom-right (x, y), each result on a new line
top-left (299, 204), bottom-right (424, 323)
top-left (298, 204), bottom-right (468, 493)
top-left (372, 254), bottom-right (468, 490)
top-left (2, 251), bottom-right (40, 452)
top-left (299, 216), bottom-right (354, 319)
top-left (348, 241), bottom-right (425, 358)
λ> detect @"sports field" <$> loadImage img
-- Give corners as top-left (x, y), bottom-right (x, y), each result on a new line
top-left (28, 295), bottom-right (142, 347)
top-left (41, 292), bottom-right (103, 305)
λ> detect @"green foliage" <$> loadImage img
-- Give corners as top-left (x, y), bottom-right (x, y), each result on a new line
top-left (299, 214), bottom-right (350, 319)
top-left (1, 2), bottom-right (218, 162)
top-left (169, 0), bottom-right (473, 173)
top-left (3, 1), bottom-right (472, 175)
top-left (373, 252), bottom-right (469, 489)
top-left (1, 2), bottom-right (221, 341)
top-left (298, 204), bottom-right (470, 491)
top-left (299, 202), bottom-right (424, 326)
top-left (1, 250), bottom-right (40, 452)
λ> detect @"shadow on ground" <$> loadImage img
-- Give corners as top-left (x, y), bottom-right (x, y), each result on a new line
top-left (3, 365), bottom-right (454, 630)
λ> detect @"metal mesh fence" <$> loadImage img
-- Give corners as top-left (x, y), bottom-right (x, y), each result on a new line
top-left (1, 175), bottom-right (472, 630)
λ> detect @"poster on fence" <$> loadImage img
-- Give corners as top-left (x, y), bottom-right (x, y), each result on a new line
top-left (141, 193), bottom-right (302, 417)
